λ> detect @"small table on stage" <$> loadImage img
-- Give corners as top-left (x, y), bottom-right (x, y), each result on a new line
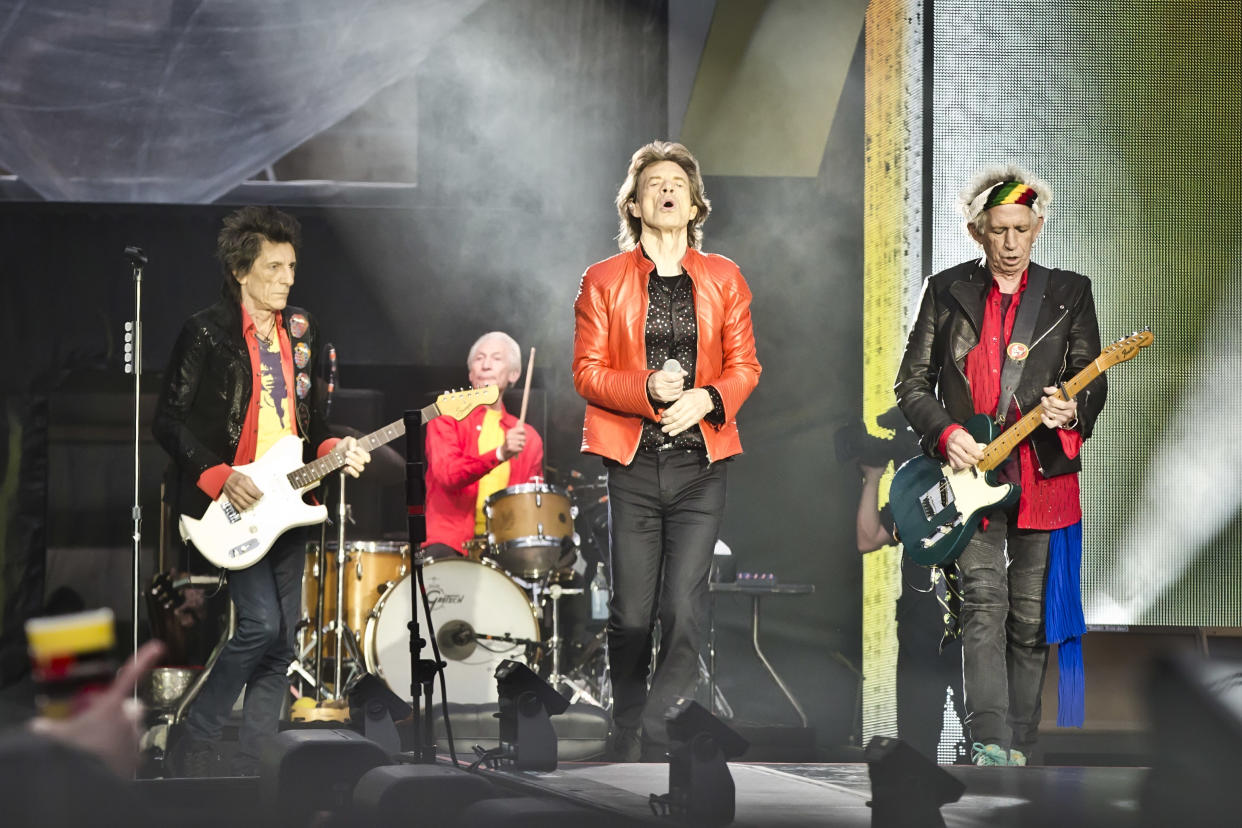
top-left (708, 581), bottom-right (816, 727)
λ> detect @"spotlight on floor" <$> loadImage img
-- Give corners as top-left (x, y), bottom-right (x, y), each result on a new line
top-left (865, 735), bottom-right (964, 828)
top-left (659, 698), bottom-right (749, 826)
top-left (494, 659), bottom-right (570, 771)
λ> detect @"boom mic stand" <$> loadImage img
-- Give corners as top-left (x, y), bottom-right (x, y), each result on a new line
top-left (123, 245), bottom-right (147, 694)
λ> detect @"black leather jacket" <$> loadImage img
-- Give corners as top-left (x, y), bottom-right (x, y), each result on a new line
top-left (894, 259), bottom-right (1106, 479)
top-left (152, 299), bottom-right (328, 518)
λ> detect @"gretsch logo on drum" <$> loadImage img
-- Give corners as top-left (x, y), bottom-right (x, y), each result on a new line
top-left (426, 585), bottom-right (465, 611)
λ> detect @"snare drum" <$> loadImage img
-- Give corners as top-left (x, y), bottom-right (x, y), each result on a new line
top-left (484, 483), bottom-right (574, 578)
top-left (302, 540), bottom-right (409, 650)
top-left (364, 558), bottom-right (539, 704)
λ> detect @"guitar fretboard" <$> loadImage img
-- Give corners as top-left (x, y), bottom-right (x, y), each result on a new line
top-left (976, 331), bottom-right (1154, 472)
top-left (286, 402), bottom-right (435, 490)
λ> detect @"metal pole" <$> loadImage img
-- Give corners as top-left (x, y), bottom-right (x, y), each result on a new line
top-left (334, 472), bottom-right (348, 696)
top-left (124, 248), bottom-right (147, 699)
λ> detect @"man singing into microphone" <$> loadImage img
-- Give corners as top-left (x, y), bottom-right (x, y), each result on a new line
top-left (573, 141), bottom-right (761, 761)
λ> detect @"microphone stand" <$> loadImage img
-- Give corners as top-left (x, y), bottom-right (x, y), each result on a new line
top-left (401, 408), bottom-right (444, 764)
top-left (123, 245), bottom-right (147, 696)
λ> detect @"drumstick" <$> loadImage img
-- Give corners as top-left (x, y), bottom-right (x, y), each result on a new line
top-left (517, 347), bottom-right (536, 425)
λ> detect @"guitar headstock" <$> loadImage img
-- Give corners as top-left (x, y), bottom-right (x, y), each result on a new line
top-left (1098, 328), bottom-right (1154, 369)
top-left (436, 385), bottom-right (501, 420)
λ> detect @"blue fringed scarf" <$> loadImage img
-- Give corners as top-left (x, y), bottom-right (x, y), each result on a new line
top-left (1045, 520), bottom-right (1085, 727)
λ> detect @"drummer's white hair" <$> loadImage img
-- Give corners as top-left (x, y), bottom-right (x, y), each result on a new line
top-left (958, 163), bottom-right (1053, 231)
top-left (468, 331), bottom-right (522, 377)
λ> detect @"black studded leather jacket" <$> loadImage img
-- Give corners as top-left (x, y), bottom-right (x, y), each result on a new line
top-left (152, 299), bottom-right (328, 518)
top-left (894, 259), bottom-right (1107, 479)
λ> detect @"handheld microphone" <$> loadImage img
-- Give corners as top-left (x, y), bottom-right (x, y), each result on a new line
top-left (662, 358), bottom-right (682, 374)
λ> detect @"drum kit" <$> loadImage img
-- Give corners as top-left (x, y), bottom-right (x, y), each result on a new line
top-left (295, 478), bottom-right (612, 712)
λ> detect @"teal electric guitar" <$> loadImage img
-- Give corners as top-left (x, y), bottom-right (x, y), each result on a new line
top-left (890, 330), bottom-right (1153, 567)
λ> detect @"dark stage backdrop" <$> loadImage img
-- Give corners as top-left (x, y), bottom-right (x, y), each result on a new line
top-left (0, 2), bottom-right (868, 750)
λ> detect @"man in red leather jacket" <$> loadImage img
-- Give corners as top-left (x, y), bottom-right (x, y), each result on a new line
top-left (423, 331), bottom-right (543, 559)
top-left (573, 140), bottom-right (761, 761)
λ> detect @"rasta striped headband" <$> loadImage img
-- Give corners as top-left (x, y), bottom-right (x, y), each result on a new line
top-left (983, 180), bottom-right (1038, 211)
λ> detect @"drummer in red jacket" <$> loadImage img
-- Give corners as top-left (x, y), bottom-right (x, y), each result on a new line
top-left (423, 331), bottom-right (544, 559)
top-left (573, 140), bottom-right (761, 761)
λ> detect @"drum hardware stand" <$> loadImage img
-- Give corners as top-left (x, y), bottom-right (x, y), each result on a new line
top-left (538, 583), bottom-right (604, 706)
top-left (290, 473), bottom-right (367, 704)
top-left (314, 520), bottom-right (328, 698)
top-left (332, 471), bottom-right (358, 697)
top-left (565, 627), bottom-right (613, 710)
top-left (289, 616), bottom-right (367, 701)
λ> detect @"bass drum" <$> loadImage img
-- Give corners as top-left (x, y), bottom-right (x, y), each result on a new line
top-left (364, 558), bottom-right (540, 705)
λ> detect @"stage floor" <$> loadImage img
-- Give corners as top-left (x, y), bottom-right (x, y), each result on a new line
top-left (481, 760), bottom-right (1148, 827)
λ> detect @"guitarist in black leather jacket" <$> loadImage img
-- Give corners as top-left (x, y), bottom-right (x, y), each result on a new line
top-left (895, 166), bottom-right (1107, 767)
top-left (153, 206), bottom-right (370, 776)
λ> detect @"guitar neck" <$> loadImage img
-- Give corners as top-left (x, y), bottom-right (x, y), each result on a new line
top-left (286, 400), bottom-right (439, 489)
top-left (977, 359), bottom-right (1104, 472)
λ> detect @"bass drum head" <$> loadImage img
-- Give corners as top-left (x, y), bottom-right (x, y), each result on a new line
top-left (365, 558), bottom-right (539, 705)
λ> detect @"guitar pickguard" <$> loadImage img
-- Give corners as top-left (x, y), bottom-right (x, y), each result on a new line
top-left (918, 474), bottom-right (957, 520)
top-left (220, 499), bottom-right (242, 524)
top-left (890, 445), bottom-right (1019, 566)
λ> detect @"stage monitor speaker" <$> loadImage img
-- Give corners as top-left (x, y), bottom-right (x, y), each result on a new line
top-left (353, 764), bottom-right (499, 828)
top-left (865, 735), bottom-right (964, 828)
top-left (660, 698), bottom-right (749, 827)
top-left (349, 673), bottom-right (412, 755)
top-left (495, 659), bottom-right (570, 771)
top-left (1144, 652), bottom-right (1242, 828)
top-left (259, 729), bottom-right (390, 827)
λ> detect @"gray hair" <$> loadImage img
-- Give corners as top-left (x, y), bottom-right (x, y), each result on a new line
top-left (467, 331), bottom-right (522, 377)
top-left (958, 164), bottom-right (1053, 232)
top-left (615, 140), bottom-right (711, 251)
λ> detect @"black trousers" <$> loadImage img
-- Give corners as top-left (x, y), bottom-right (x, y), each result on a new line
top-left (604, 449), bottom-right (727, 750)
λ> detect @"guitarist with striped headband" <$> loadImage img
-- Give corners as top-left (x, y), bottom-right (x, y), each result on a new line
top-left (894, 165), bottom-right (1108, 767)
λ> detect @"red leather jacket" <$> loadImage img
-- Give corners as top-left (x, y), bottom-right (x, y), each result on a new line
top-left (572, 245), bottom-right (761, 464)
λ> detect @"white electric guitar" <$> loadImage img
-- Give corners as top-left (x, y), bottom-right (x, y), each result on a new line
top-left (180, 385), bottom-right (500, 570)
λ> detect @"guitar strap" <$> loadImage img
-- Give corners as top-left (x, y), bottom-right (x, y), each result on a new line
top-left (994, 265), bottom-right (1052, 428)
